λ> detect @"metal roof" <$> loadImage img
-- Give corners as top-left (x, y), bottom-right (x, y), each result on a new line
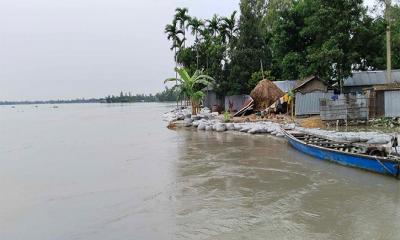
top-left (344, 70), bottom-right (400, 87)
top-left (273, 80), bottom-right (297, 93)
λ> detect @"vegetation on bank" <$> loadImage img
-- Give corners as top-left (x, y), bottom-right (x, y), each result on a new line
top-left (1, 88), bottom-right (179, 105)
top-left (104, 87), bottom-right (179, 103)
top-left (0, 99), bottom-right (100, 105)
top-left (165, 68), bottom-right (214, 114)
top-left (165, 0), bottom-right (400, 96)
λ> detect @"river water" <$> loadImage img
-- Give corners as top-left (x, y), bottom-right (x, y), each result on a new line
top-left (0, 103), bottom-right (399, 240)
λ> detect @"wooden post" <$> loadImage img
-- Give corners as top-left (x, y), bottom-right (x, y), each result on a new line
top-left (386, 0), bottom-right (392, 84)
top-left (260, 59), bottom-right (265, 79)
top-left (291, 100), bottom-right (294, 122)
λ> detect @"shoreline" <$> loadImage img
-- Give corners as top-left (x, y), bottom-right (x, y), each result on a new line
top-left (163, 107), bottom-right (400, 153)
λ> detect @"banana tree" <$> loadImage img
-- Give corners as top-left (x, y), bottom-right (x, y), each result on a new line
top-left (165, 68), bottom-right (215, 115)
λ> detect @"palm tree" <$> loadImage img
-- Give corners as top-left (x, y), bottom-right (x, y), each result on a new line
top-left (207, 14), bottom-right (221, 38)
top-left (174, 7), bottom-right (190, 48)
top-left (221, 11), bottom-right (238, 43)
top-left (220, 11), bottom-right (238, 65)
top-left (165, 20), bottom-right (184, 107)
top-left (165, 68), bottom-right (215, 115)
top-left (188, 17), bottom-right (204, 68)
top-left (165, 20), bottom-right (184, 50)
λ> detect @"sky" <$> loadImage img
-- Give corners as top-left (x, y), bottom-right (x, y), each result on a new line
top-left (0, 0), bottom-right (377, 101)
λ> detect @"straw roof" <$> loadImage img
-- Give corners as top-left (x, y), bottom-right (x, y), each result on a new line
top-left (250, 79), bottom-right (284, 110)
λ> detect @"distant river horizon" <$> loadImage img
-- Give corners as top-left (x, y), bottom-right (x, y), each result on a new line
top-left (0, 103), bottom-right (399, 240)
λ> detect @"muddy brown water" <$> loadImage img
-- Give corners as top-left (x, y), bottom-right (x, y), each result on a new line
top-left (0, 103), bottom-right (399, 240)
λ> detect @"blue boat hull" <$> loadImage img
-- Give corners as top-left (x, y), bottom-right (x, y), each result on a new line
top-left (287, 136), bottom-right (400, 178)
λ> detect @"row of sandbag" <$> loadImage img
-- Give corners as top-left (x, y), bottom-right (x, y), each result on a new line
top-left (295, 127), bottom-right (394, 145)
top-left (188, 118), bottom-right (285, 137)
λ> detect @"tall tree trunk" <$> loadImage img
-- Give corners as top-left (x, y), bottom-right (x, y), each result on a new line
top-left (175, 46), bottom-right (178, 108)
top-left (196, 32), bottom-right (199, 69)
top-left (191, 99), bottom-right (196, 115)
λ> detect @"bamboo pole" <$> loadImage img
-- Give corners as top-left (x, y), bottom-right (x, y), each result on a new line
top-left (386, 0), bottom-right (392, 84)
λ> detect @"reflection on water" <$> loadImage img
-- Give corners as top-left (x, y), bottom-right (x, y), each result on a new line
top-left (0, 103), bottom-right (399, 240)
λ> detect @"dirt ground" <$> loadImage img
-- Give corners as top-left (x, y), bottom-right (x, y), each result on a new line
top-left (295, 115), bottom-right (326, 128)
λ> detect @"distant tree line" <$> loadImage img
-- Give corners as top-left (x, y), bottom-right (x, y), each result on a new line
top-left (0, 98), bottom-right (100, 105)
top-left (0, 88), bottom-right (179, 105)
top-left (104, 87), bottom-right (178, 103)
top-left (165, 0), bottom-right (400, 95)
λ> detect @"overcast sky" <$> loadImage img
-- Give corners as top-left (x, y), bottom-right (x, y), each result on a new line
top-left (0, 0), bottom-right (377, 101)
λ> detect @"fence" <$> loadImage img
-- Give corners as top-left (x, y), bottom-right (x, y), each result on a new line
top-left (319, 94), bottom-right (372, 121)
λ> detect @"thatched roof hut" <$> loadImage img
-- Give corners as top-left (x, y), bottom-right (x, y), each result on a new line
top-left (250, 79), bottom-right (284, 110)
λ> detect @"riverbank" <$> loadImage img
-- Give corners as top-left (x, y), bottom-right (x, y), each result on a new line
top-left (163, 107), bottom-right (400, 154)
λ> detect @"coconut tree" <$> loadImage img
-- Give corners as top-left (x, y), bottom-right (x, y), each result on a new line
top-left (221, 11), bottom-right (238, 43)
top-left (165, 20), bottom-right (184, 107)
top-left (188, 17), bottom-right (204, 68)
top-left (207, 14), bottom-right (221, 38)
top-left (220, 11), bottom-right (238, 67)
top-left (174, 7), bottom-right (190, 48)
top-left (165, 20), bottom-right (184, 51)
top-left (164, 68), bottom-right (215, 115)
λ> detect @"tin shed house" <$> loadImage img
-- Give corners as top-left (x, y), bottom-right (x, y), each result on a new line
top-left (343, 70), bottom-right (400, 118)
top-left (293, 76), bottom-right (333, 116)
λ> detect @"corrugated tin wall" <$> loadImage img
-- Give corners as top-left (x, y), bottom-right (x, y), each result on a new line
top-left (225, 95), bottom-right (251, 112)
top-left (384, 90), bottom-right (400, 117)
top-left (204, 91), bottom-right (218, 109)
top-left (295, 91), bottom-right (334, 116)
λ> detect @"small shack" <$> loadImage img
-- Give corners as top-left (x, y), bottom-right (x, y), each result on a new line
top-left (294, 76), bottom-right (333, 116)
top-left (250, 79), bottom-right (284, 111)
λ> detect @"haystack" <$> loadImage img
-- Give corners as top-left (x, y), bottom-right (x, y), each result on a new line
top-left (250, 79), bottom-right (284, 111)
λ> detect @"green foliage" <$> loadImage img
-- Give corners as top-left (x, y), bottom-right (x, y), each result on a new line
top-left (223, 111), bottom-right (231, 123)
top-left (249, 70), bottom-right (274, 90)
top-left (391, 5), bottom-right (400, 69)
top-left (105, 88), bottom-right (178, 103)
top-left (165, 1), bottom-right (400, 97)
top-left (372, 117), bottom-right (400, 128)
top-left (229, 0), bottom-right (271, 94)
top-left (165, 68), bottom-right (215, 114)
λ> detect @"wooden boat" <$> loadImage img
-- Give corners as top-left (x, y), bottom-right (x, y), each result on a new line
top-left (282, 129), bottom-right (400, 179)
